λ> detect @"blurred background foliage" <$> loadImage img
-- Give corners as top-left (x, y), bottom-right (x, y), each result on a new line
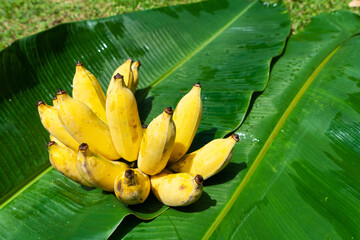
top-left (0, 0), bottom-right (359, 50)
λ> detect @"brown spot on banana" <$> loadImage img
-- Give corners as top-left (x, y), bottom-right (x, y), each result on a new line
top-left (36, 100), bottom-right (45, 107)
top-left (165, 106), bottom-right (173, 115)
top-left (116, 179), bottom-right (122, 192)
top-left (47, 141), bottom-right (56, 148)
top-left (79, 143), bottom-right (88, 150)
top-left (194, 82), bottom-right (201, 87)
top-left (125, 169), bottom-right (135, 179)
top-left (114, 73), bottom-right (123, 80)
top-left (125, 169), bottom-right (136, 186)
top-left (76, 61), bottom-right (83, 66)
top-left (195, 174), bottom-right (204, 185)
top-left (56, 89), bottom-right (66, 95)
top-left (232, 133), bottom-right (240, 142)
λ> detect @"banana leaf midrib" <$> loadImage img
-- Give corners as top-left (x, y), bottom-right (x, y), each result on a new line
top-left (0, 166), bottom-right (52, 208)
top-left (201, 29), bottom-right (360, 240)
top-left (142, 1), bottom-right (257, 92)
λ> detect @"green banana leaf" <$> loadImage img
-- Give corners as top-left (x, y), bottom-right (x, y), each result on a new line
top-left (0, 0), bottom-right (290, 239)
top-left (112, 10), bottom-right (360, 240)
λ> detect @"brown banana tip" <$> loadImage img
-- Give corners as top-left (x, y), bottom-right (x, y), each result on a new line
top-left (125, 169), bottom-right (135, 179)
top-left (232, 134), bottom-right (240, 142)
top-left (52, 96), bottom-right (57, 101)
top-left (47, 141), bottom-right (56, 147)
top-left (165, 107), bottom-right (173, 115)
top-left (114, 73), bottom-right (123, 79)
top-left (56, 89), bottom-right (66, 95)
top-left (136, 61), bottom-right (141, 68)
top-left (127, 58), bottom-right (133, 62)
top-left (36, 100), bottom-right (45, 107)
top-left (78, 143), bottom-right (88, 151)
top-left (76, 61), bottom-right (83, 66)
top-left (195, 175), bottom-right (204, 185)
top-left (142, 124), bottom-right (148, 129)
top-left (194, 82), bottom-right (201, 87)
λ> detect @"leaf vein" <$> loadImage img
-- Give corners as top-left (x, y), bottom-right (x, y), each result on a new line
top-left (202, 37), bottom-right (343, 240)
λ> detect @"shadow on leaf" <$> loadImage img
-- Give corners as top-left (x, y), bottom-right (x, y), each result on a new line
top-left (204, 162), bottom-right (247, 186)
top-left (80, 185), bottom-right (96, 191)
top-left (108, 214), bottom-right (143, 240)
top-left (173, 191), bottom-right (216, 213)
top-left (135, 86), bottom-right (154, 124)
top-left (128, 193), bottom-right (167, 214)
top-left (188, 127), bottom-right (218, 153)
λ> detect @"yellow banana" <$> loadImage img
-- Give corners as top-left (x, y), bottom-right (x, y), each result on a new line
top-left (150, 169), bottom-right (203, 207)
top-left (76, 143), bottom-right (129, 192)
top-left (56, 89), bottom-right (121, 160)
top-left (47, 141), bottom-right (93, 187)
top-left (72, 61), bottom-right (107, 123)
top-left (36, 100), bottom-right (79, 151)
top-left (114, 168), bottom-right (150, 205)
top-left (49, 95), bottom-right (63, 147)
top-left (168, 134), bottom-right (239, 180)
top-left (49, 134), bottom-right (65, 147)
top-left (52, 95), bottom-right (58, 107)
top-left (137, 107), bottom-right (176, 175)
top-left (106, 73), bottom-right (143, 162)
top-left (169, 83), bottom-right (202, 163)
top-left (107, 59), bottom-right (133, 96)
top-left (130, 61), bottom-right (140, 93)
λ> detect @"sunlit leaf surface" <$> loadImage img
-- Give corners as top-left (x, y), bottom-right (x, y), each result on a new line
top-left (114, 10), bottom-right (360, 240)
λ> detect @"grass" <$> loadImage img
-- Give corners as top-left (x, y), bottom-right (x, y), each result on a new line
top-left (0, 0), bottom-right (359, 51)
top-left (0, 0), bottom-right (200, 50)
top-left (283, 0), bottom-right (360, 32)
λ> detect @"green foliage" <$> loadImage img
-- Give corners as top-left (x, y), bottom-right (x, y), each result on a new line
top-left (283, 0), bottom-right (360, 33)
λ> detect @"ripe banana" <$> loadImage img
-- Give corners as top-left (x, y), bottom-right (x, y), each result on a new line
top-left (169, 83), bottom-right (202, 163)
top-left (52, 95), bottom-right (58, 107)
top-left (56, 89), bottom-right (121, 160)
top-left (47, 141), bottom-right (93, 187)
top-left (137, 107), bottom-right (176, 175)
top-left (106, 73), bottom-right (143, 162)
top-left (107, 59), bottom-right (133, 96)
top-left (150, 169), bottom-right (203, 207)
top-left (77, 143), bottom-right (129, 192)
top-left (114, 168), bottom-right (150, 205)
top-left (72, 61), bottom-right (107, 123)
top-left (49, 134), bottom-right (65, 147)
top-left (35, 59), bottom-right (242, 210)
top-left (37, 100), bottom-right (79, 151)
top-left (130, 61), bottom-right (140, 93)
top-left (168, 134), bottom-right (239, 180)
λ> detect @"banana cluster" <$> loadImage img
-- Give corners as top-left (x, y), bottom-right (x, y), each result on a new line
top-left (36, 59), bottom-right (239, 207)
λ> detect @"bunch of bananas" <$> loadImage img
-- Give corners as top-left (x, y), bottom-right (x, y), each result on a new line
top-left (37, 59), bottom-right (239, 207)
